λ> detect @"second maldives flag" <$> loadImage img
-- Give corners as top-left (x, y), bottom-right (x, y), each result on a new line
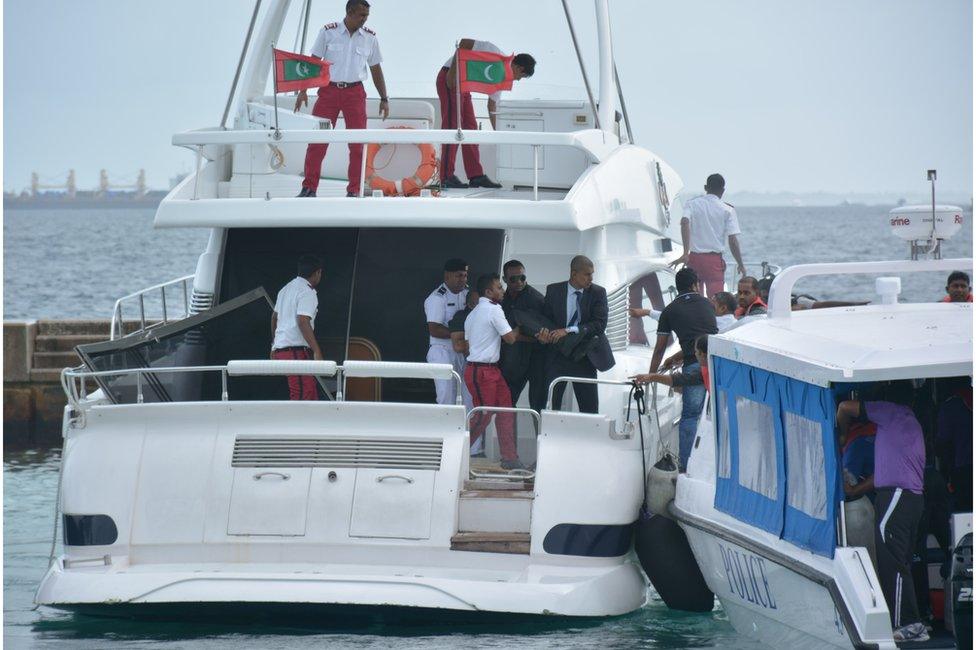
top-left (274, 48), bottom-right (330, 92)
top-left (457, 49), bottom-right (514, 95)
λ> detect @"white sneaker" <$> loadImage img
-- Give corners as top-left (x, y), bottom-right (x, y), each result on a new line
top-left (892, 622), bottom-right (930, 642)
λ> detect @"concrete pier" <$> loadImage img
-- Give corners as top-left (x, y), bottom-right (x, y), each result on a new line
top-left (3, 320), bottom-right (109, 447)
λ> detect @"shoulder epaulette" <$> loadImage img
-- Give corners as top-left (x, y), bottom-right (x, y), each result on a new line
top-left (363, 26), bottom-right (375, 35)
top-left (436, 286), bottom-right (447, 295)
top-left (324, 22), bottom-right (338, 30)
top-left (724, 201), bottom-right (735, 208)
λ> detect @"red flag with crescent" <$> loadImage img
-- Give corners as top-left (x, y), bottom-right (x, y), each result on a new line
top-left (457, 49), bottom-right (514, 95)
top-left (274, 48), bottom-right (331, 92)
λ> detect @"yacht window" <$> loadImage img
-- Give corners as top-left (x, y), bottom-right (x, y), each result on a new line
top-left (717, 391), bottom-right (732, 479)
top-left (784, 411), bottom-right (828, 520)
top-left (628, 270), bottom-right (677, 345)
top-left (735, 396), bottom-right (778, 500)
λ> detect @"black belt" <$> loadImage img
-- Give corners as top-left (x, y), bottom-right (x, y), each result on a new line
top-left (329, 81), bottom-right (362, 88)
top-left (468, 361), bottom-right (498, 367)
top-left (274, 345), bottom-right (311, 352)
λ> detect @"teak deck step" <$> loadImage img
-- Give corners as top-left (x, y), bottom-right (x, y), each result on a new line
top-left (450, 532), bottom-right (530, 555)
top-left (459, 489), bottom-right (534, 500)
top-left (463, 479), bottom-right (533, 492)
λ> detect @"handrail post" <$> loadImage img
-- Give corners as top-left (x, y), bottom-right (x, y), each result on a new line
top-left (221, 370), bottom-right (228, 401)
top-left (138, 294), bottom-right (146, 332)
top-left (359, 136), bottom-right (368, 197)
top-left (533, 145), bottom-right (539, 201)
top-left (192, 146), bottom-right (203, 200)
top-left (161, 286), bottom-right (168, 323)
top-left (136, 372), bottom-right (144, 404)
top-left (182, 280), bottom-right (190, 317)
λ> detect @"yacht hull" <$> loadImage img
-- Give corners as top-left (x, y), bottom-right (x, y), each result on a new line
top-left (36, 556), bottom-right (647, 618)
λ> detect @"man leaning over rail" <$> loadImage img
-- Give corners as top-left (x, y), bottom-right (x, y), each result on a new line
top-left (271, 255), bottom-right (324, 400)
top-left (438, 39), bottom-right (535, 190)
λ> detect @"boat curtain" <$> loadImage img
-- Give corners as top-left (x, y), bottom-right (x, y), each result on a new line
top-left (712, 356), bottom-right (840, 558)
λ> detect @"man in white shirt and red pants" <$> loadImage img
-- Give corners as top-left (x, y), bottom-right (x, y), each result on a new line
top-left (294, 0), bottom-right (390, 198)
top-left (671, 173), bottom-right (746, 297)
top-left (271, 255), bottom-right (325, 400)
top-left (464, 273), bottom-right (523, 470)
top-left (436, 39), bottom-right (536, 189)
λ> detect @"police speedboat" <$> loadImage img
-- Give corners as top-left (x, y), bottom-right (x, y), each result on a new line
top-left (660, 255), bottom-right (973, 649)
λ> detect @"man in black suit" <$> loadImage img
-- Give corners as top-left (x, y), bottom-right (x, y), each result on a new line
top-left (537, 255), bottom-right (615, 413)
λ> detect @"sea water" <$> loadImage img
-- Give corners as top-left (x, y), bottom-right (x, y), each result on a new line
top-left (2, 205), bottom-right (971, 648)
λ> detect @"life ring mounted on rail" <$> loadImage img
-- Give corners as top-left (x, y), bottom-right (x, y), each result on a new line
top-left (365, 126), bottom-right (438, 197)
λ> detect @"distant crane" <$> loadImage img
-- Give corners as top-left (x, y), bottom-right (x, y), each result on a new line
top-left (30, 170), bottom-right (76, 198)
top-left (97, 169), bottom-right (147, 198)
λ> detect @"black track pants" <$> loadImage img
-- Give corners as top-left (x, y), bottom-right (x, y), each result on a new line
top-left (875, 487), bottom-right (924, 629)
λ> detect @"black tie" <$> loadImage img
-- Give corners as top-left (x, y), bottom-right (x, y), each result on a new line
top-left (568, 290), bottom-right (582, 327)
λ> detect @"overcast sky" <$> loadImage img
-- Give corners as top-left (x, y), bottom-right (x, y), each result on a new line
top-left (3, 0), bottom-right (972, 196)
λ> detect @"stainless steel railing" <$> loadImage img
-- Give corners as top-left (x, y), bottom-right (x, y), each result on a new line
top-left (61, 360), bottom-right (463, 411)
top-left (545, 376), bottom-right (635, 410)
top-left (110, 275), bottom-right (194, 340)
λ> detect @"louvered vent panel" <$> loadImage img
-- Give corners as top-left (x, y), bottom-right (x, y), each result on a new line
top-left (232, 437), bottom-right (443, 470)
top-left (606, 285), bottom-right (630, 351)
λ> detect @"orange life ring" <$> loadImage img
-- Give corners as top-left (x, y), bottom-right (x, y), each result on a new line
top-left (365, 126), bottom-right (438, 197)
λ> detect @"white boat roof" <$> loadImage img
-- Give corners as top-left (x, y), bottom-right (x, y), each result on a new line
top-left (710, 302), bottom-right (973, 386)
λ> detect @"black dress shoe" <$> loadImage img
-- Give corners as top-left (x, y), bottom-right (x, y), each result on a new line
top-left (468, 175), bottom-right (502, 189)
top-left (442, 175), bottom-right (469, 189)
top-left (346, 192), bottom-right (360, 197)
top-left (297, 188), bottom-right (316, 198)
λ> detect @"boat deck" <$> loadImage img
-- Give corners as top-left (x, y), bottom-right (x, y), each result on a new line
top-left (221, 173), bottom-right (569, 201)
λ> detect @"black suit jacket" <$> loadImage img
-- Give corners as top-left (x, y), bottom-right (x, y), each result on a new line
top-left (542, 281), bottom-right (616, 372)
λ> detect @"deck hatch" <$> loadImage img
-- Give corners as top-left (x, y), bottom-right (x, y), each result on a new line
top-left (232, 436), bottom-right (443, 470)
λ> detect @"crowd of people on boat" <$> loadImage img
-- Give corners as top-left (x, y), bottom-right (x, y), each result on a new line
top-left (423, 254), bottom-right (614, 471)
top-left (836, 372), bottom-right (971, 642)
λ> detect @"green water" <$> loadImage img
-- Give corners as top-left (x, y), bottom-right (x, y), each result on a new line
top-left (4, 449), bottom-right (760, 649)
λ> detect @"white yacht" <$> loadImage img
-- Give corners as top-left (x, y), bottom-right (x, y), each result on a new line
top-left (666, 245), bottom-right (973, 647)
top-left (35, 0), bottom-right (695, 619)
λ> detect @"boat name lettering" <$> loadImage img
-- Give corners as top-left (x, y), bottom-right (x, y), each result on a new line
top-left (890, 217), bottom-right (911, 226)
top-left (718, 543), bottom-right (777, 610)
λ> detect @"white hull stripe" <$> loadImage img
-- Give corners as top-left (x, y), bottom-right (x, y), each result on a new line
top-left (895, 573), bottom-right (902, 628)
top-left (879, 487), bottom-right (902, 539)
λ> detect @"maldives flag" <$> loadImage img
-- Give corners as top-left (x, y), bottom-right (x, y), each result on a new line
top-left (273, 48), bottom-right (330, 92)
top-left (457, 49), bottom-right (514, 95)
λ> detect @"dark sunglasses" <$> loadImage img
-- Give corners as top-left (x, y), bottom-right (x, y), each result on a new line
top-left (506, 274), bottom-right (527, 282)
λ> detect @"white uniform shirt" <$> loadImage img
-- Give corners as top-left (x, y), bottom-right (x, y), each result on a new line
top-left (443, 40), bottom-right (506, 103)
top-left (273, 276), bottom-right (318, 349)
top-left (310, 20), bottom-right (382, 83)
top-left (683, 193), bottom-right (741, 254)
top-left (424, 283), bottom-right (468, 347)
top-left (464, 298), bottom-right (512, 363)
top-left (716, 313), bottom-right (737, 332)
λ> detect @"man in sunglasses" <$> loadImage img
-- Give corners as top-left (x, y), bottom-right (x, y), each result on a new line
top-left (499, 260), bottom-right (547, 412)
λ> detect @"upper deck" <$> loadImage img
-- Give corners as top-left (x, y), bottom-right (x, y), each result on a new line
top-left (157, 99), bottom-right (681, 236)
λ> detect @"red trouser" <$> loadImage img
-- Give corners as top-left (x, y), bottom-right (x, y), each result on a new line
top-left (464, 364), bottom-right (517, 462)
top-left (687, 252), bottom-right (726, 298)
top-left (436, 67), bottom-right (484, 181)
top-left (272, 347), bottom-right (318, 401)
top-left (302, 83), bottom-right (367, 194)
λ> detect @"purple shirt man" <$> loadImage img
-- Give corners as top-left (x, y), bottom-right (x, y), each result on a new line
top-left (865, 401), bottom-right (924, 494)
